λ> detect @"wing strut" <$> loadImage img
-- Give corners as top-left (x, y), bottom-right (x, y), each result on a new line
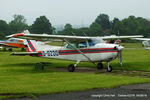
top-left (64, 39), bottom-right (96, 65)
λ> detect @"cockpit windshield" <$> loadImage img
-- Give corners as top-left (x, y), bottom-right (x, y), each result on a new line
top-left (66, 37), bottom-right (104, 49)
top-left (90, 37), bottom-right (105, 44)
top-left (66, 42), bottom-right (87, 49)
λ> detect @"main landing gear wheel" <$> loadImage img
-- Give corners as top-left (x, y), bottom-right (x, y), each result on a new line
top-left (107, 65), bottom-right (112, 72)
top-left (68, 64), bottom-right (75, 72)
top-left (35, 63), bottom-right (44, 70)
top-left (97, 62), bottom-right (103, 70)
top-left (8, 48), bottom-right (13, 51)
top-left (3, 48), bottom-right (6, 51)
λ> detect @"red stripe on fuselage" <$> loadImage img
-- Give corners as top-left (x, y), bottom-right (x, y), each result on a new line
top-left (37, 51), bottom-right (42, 56)
top-left (59, 48), bottom-right (114, 52)
top-left (59, 48), bottom-right (118, 55)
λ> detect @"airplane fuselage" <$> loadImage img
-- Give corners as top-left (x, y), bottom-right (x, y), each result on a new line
top-left (35, 43), bottom-right (119, 62)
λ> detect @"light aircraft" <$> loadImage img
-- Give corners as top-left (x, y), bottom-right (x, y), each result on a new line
top-left (0, 38), bottom-right (26, 51)
top-left (0, 30), bottom-right (32, 51)
top-left (132, 38), bottom-right (150, 50)
top-left (7, 31), bottom-right (143, 72)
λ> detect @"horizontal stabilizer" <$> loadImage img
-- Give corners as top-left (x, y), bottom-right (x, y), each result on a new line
top-left (11, 52), bottom-right (39, 56)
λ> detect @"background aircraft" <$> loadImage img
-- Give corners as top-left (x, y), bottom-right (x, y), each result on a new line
top-left (7, 31), bottom-right (143, 72)
top-left (0, 30), bottom-right (31, 51)
top-left (132, 38), bottom-right (150, 50)
top-left (0, 38), bottom-right (26, 51)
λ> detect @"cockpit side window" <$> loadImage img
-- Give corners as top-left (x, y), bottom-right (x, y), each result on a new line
top-left (77, 42), bottom-right (87, 48)
top-left (66, 42), bottom-right (88, 49)
top-left (66, 43), bottom-right (77, 49)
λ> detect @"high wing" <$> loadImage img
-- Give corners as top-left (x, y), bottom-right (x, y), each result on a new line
top-left (7, 33), bottom-right (91, 42)
top-left (6, 32), bottom-right (143, 42)
top-left (132, 38), bottom-right (150, 41)
top-left (101, 35), bottom-right (143, 39)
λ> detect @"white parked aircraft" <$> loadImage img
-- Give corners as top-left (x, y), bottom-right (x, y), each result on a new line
top-left (7, 31), bottom-right (143, 72)
top-left (133, 38), bottom-right (150, 50)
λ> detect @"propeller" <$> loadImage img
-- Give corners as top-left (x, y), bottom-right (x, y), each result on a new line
top-left (117, 46), bottom-right (124, 66)
top-left (118, 50), bottom-right (122, 66)
top-left (116, 30), bottom-right (123, 66)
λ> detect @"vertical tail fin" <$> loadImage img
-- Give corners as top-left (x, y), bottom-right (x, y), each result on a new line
top-left (26, 40), bottom-right (38, 52)
top-left (22, 30), bottom-right (30, 34)
top-left (25, 40), bottom-right (49, 52)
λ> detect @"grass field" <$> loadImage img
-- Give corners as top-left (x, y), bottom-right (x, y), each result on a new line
top-left (0, 43), bottom-right (150, 99)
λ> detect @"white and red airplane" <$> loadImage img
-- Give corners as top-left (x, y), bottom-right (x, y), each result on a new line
top-left (7, 31), bottom-right (143, 72)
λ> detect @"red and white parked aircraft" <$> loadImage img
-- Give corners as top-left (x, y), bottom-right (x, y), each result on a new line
top-left (7, 31), bottom-right (143, 72)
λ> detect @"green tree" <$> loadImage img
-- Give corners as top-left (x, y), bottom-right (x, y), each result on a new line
top-left (122, 16), bottom-right (140, 35)
top-left (31, 16), bottom-right (53, 34)
top-left (0, 20), bottom-right (9, 39)
top-left (73, 27), bottom-right (90, 36)
top-left (112, 21), bottom-right (125, 35)
top-left (89, 22), bottom-right (103, 36)
top-left (112, 17), bottom-right (119, 29)
top-left (9, 14), bottom-right (28, 34)
top-left (64, 24), bottom-right (72, 30)
top-left (136, 17), bottom-right (150, 37)
top-left (59, 24), bottom-right (74, 35)
top-left (95, 13), bottom-right (111, 30)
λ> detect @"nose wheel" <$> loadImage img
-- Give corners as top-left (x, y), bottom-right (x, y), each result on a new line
top-left (106, 62), bottom-right (112, 72)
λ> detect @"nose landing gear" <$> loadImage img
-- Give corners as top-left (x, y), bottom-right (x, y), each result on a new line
top-left (106, 62), bottom-right (112, 72)
top-left (97, 62), bottom-right (112, 72)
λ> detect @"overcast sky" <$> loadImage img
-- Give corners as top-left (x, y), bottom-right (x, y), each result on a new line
top-left (0, 0), bottom-right (150, 26)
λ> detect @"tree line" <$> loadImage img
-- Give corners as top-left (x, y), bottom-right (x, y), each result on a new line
top-left (0, 15), bottom-right (53, 39)
top-left (0, 14), bottom-right (150, 39)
